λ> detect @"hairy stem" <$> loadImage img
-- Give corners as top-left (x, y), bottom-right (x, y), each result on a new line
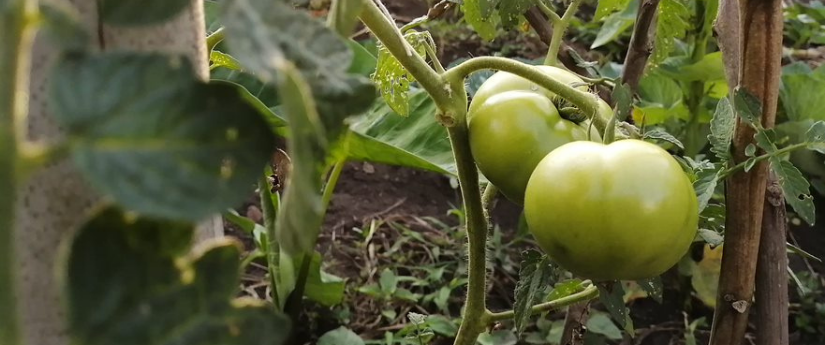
top-left (443, 57), bottom-right (605, 134)
top-left (544, 0), bottom-right (582, 66)
top-left (718, 143), bottom-right (808, 180)
top-left (536, 1), bottom-right (561, 23)
top-left (1, 1), bottom-right (37, 345)
top-left (484, 285), bottom-right (599, 322)
top-left (449, 126), bottom-right (489, 345)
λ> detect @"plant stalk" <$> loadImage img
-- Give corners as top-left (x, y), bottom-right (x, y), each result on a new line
top-left (544, 0), bottom-right (582, 66)
top-left (1, 1), bottom-right (37, 345)
top-left (484, 285), bottom-right (599, 322)
top-left (205, 27), bottom-right (225, 52)
top-left (684, 1), bottom-right (709, 157)
top-left (443, 57), bottom-right (606, 134)
top-left (258, 172), bottom-right (282, 308)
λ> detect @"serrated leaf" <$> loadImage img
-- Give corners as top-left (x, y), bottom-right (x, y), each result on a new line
top-left (652, 0), bottom-right (689, 64)
top-left (514, 251), bottom-right (559, 337)
top-left (733, 87), bottom-right (763, 126)
top-left (806, 121), bottom-right (825, 153)
top-left (755, 129), bottom-right (779, 154)
top-left (698, 228), bottom-right (724, 247)
top-left (64, 207), bottom-right (290, 345)
top-left (318, 327), bottom-right (365, 345)
top-left (636, 277), bottom-right (663, 303)
top-left (463, 0), bottom-right (499, 41)
top-left (612, 82), bottom-right (633, 121)
top-left (597, 282), bottom-right (631, 332)
top-left (771, 158), bottom-right (816, 225)
top-left (644, 128), bottom-right (685, 150)
top-left (595, 0), bottom-right (633, 20)
top-left (373, 31), bottom-right (432, 116)
top-left (498, 0), bottom-right (535, 28)
top-left (48, 52), bottom-right (276, 222)
top-left (709, 97), bottom-right (735, 161)
top-left (694, 168), bottom-right (720, 213)
top-left (98, 0), bottom-right (191, 26)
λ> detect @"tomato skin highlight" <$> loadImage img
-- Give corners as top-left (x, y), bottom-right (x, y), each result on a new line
top-left (523, 139), bottom-right (699, 281)
top-left (469, 65), bottom-right (589, 115)
top-left (468, 91), bottom-right (600, 204)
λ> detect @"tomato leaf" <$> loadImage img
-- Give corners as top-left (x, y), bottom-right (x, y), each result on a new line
top-left (694, 168), bottom-right (721, 213)
top-left (771, 159), bottom-right (815, 225)
top-left (597, 281), bottom-right (633, 334)
top-left (733, 87), bottom-right (763, 127)
top-left (64, 207), bottom-right (290, 345)
top-left (698, 228), bottom-right (724, 247)
top-left (373, 31), bottom-right (433, 117)
top-left (652, 0), bottom-right (690, 64)
top-left (210, 51), bottom-right (243, 71)
top-left (595, 0), bottom-right (633, 20)
top-left (98, 0), bottom-right (191, 26)
top-left (318, 327), bottom-right (365, 345)
top-left (636, 276), bottom-right (663, 303)
top-left (643, 128), bottom-right (685, 150)
top-left (48, 52), bottom-right (277, 222)
top-left (586, 311), bottom-right (624, 340)
top-left (463, 0), bottom-right (499, 41)
top-left (779, 62), bottom-right (825, 122)
top-left (806, 121), bottom-right (825, 153)
top-left (708, 97), bottom-right (736, 162)
top-left (592, 1), bottom-right (637, 49)
top-left (514, 250), bottom-right (559, 337)
top-left (498, 0), bottom-right (534, 28)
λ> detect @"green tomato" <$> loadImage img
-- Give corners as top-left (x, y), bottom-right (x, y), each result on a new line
top-left (524, 139), bottom-right (698, 281)
top-left (468, 90), bottom-right (600, 204)
top-left (469, 65), bottom-right (589, 114)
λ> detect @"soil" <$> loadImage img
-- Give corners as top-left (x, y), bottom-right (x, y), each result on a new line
top-left (225, 0), bottom-right (825, 344)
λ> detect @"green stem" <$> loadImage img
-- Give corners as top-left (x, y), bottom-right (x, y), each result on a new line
top-left (322, 158), bottom-right (346, 207)
top-left (449, 126), bottom-right (489, 345)
top-left (1, 1), bottom-right (37, 345)
top-left (683, 2), bottom-right (709, 157)
top-left (484, 284), bottom-right (599, 322)
top-left (481, 183), bottom-right (498, 218)
top-left (443, 56), bottom-right (606, 134)
top-left (423, 42), bottom-right (445, 74)
top-left (719, 143), bottom-right (810, 180)
top-left (537, 1), bottom-right (561, 24)
top-left (258, 172), bottom-right (281, 308)
top-left (544, 0), bottom-right (582, 66)
top-left (359, 0), bottom-right (454, 111)
top-left (602, 114), bottom-right (617, 144)
top-left (205, 27), bottom-right (225, 52)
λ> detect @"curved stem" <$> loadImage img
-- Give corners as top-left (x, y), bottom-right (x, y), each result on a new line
top-left (206, 27), bottom-right (225, 52)
top-left (544, 0), bottom-right (583, 66)
top-left (443, 56), bottom-right (606, 134)
top-left (485, 284), bottom-right (599, 322)
top-left (537, 1), bottom-right (561, 24)
top-left (449, 126), bottom-right (489, 345)
top-left (481, 183), bottom-right (498, 219)
top-left (719, 143), bottom-right (809, 180)
top-left (322, 158), bottom-right (346, 207)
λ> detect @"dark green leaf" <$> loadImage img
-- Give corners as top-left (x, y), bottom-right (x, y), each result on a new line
top-left (477, 331), bottom-right (518, 345)
top-left (595, 0), bottom-right (633, 20)
top-left (755, 129), bottom-right (779, 154)
top-left (514, 250), bottom-right (559, 337)
top-left (463, 0), bottom-right (499, 41)
top-left (98, 0), bottom-right (191, 26)
top-left (779, 63), bottom-right (825, 122)
top-left (806, 121), bottom-right (825, 153)
top-left (373, 31), bottom-right (433, 116)
top-left (597, 282), bottom-right (631, 332)
top-left (644, 128), bottom-right (685, 150)
top-left (709, 97), bottom-right (735, 161)
top-left (652, 0), bottom-right (690, 64)
top-left (427, 315), bottom-right (459, 337)
top-left (348, 40), bottom-right (378, 77)
top-left (48, 53), bottom-right (276, 222)
top-left (329, 0), bottom-right (363, 36)
top-left (498, 0), bottom-right (534, 28)
top-left (318, 327), bottom-right (364, 345)
top-left (612, 82), bottom-right (633, 121)
top-left (694, 168), bottom-right (720, 213)
top-left (592, 0), bottom-right (638, 49)
top-left (733, 87), bottom-right (763, 127)
top-left (302, 252), bottom-right (346, 306)
top-left (204, 0), bottom-right (222, 34)
top-left (771, 158), bottom-right (816, 225)
top-left (636, 277), bottom-right (663, 303)
top-left (64, 207), bottom-right (290, 345)
top-left (39, 0), bottom-right (90, 51)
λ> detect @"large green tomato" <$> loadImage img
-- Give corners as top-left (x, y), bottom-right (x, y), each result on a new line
top-left (469, 65), bottom-right (589, 114)
top-left (524, 139), bottom-right (698, 281)
top-left (468, 90), bottom-right (600, 204)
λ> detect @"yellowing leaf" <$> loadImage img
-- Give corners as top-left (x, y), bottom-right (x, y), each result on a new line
top-left (691, 244), bottom-right (723, 308)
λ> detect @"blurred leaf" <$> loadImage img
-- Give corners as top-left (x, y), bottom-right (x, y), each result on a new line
top-left (210, 51), bottom-right (243, 71)
top-left (694, 168), bottom-right (721, 213)
top-left (780, 62), bottom-right (825, 121)
top-left (514, 250), bottom-right (559, 337)
top-left (671, 52), bottom-right (726, 82)
top-left (329, 0), bottom-right (362, 36)
top-left (380, 269), bottom-right (399, 295)
top-left (636, 276), bottom-right (664, 303)
top-left (427, 315), bottom-right (459, 337)
top-left (48, 52), bottom-right (276, 222)
top-left (698, 228), bottom-right (724, 247)
top-left (771, 159), bottom-right (815, 225)
top-left (692, 244), bottom-right (722, 308)
top-left (597, 282), bottom-right (632, 333)
top-left (302, 252), bottom-right (346, 306)
top-left (347, 40), bottom-right (378, 77)
top-left (652, 0), bottom-right (690, 64)
top-left (592, 0), bottom-right (638, 49)
top-left (477, 331), bottom-right (518, 345)
top-left (98, 0), bottom-right (190, 26)
top-left (463, 0), bottom-right (499, 40)
top-left (595, 0), bottom-right (633, 20)
top-left (64, 207), bottom-right (290, 345)
top-left (498, 0), bottom-right (534, 28)
top-left (612, 82), bottom-right (633, 122)
top-left (38, 0), bottom-right (90, 51)
top-left (733, 87), bottom-right (763, 126)
top-left (709, 97), bottom-right (735, 161)
top-left (204, 0), bottom-right (222, 34)
top-left (807, 120), bottom-right (825, 153)
top-left (318, 327), bottom-right (364, 345)
top-left (373, 31), bottom-right (433, 116)
top-left (639, 74), bottom-right (684, 107)
top-left (587, 312), bottom-right (623, 340)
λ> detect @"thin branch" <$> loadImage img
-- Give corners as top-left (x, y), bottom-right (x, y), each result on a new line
top-left (620, 0), bottom-right (660, 93)
top-left (484, 285), bottom-right (599, 322)
top-left (545, 0), bottom-right (583, 66)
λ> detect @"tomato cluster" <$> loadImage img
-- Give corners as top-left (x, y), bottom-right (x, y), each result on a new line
top-left (467, 66), bottom-right (699, 281)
